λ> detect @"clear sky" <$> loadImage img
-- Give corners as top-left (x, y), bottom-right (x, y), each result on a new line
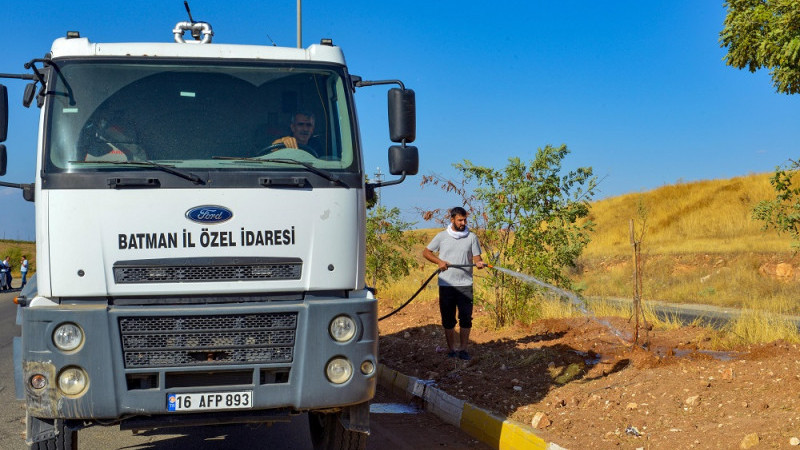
top-left (1, 1), bottom-right (798, 241)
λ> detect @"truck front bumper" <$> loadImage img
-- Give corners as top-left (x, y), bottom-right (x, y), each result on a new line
top-left (14, 291), bottom-right (378, 421)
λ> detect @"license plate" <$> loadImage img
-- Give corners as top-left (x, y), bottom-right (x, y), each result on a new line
top-left (167, 391), bottom-right (253, 412)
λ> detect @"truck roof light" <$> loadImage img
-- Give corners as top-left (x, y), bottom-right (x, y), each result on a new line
top-left (66, 31), bottom-right (80, 39)
top-left (320, 38), bottom-right (333, 46)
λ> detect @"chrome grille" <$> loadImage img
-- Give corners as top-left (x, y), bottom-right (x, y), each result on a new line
top-left (113, 257), bottom-right (302, 284)
top-left (119, 313), bottom-right (297, 368)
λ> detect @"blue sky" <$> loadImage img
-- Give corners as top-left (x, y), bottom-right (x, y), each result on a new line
top-left (1, 1), bottom-right (798, 241)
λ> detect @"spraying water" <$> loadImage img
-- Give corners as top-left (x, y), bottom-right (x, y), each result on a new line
top-left (491, 266), bottom-right (632, 343)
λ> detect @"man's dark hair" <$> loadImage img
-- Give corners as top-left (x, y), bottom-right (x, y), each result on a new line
top-left (450, 206), bottom-right (468, 218)
top-left (291, 111), bottom-right (315, 124)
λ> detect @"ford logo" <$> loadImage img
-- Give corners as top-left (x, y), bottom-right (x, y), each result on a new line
top-left (185, 205), bottom-right (233, 224)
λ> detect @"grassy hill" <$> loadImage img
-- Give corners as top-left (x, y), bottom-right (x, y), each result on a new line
top-left (574, 172), bottom-right (800, 313)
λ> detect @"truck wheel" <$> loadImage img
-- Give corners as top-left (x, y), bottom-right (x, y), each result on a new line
top-left (28, 418), bottom-right (78, 450)
top-left (308, 411), bottom-right (366, 450)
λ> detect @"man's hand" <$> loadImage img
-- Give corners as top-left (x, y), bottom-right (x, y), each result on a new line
top-left (423, 248), bottom-right (449, 271)
top-left (474, 259), bottom-right (487, 269)
top-left (273, 136), bottom-right (299, 149)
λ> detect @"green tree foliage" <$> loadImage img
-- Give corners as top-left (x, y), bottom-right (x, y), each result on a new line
top-left (365, 205), bottom-right (419, 289)
top-left (753, 159), bottom-right (800, 247)
top-left (422, 144), bottom-right (597, 326)
top-left (720, 0), bottom-right (800, 94)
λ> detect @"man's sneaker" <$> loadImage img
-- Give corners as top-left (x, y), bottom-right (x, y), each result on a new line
top-left (446, 350), bottom-right (458, 358)
top-left (458, 350), bottom-right (471, 361)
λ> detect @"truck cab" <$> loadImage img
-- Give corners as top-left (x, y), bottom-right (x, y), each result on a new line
top-left (0, 21), bottom-right (418, 450)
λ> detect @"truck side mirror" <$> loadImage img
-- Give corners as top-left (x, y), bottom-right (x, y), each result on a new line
top-left (0, 85), bottom-right (8, 142)
top-left (0, 144), bottom-right (7, 176)
top-left (388, 145), bottom-right (418, 176)
top-left (388, 88), bottom-right (415, 143)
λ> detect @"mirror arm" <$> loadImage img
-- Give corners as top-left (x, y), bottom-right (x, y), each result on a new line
top-left (367, 172), bottom-right (406, 190)
top-left (0, 181), bottom-right (35, 202)
top-left (354, 79), bottom-right (406, 90)
top-left (0, 73), bottom-right (36, 81)
top-left (0, 180), bottom-right (30, 189)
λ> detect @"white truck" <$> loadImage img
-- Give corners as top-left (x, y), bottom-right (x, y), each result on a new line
top-left (0, 20), bottom-right (418, 450)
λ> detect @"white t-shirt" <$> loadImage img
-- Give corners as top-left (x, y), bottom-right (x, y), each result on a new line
top-left (426, 229), bottom-right (482, 287)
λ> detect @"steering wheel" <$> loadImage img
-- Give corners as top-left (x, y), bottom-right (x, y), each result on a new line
top-left (257, 142), bottom-right (318, 157)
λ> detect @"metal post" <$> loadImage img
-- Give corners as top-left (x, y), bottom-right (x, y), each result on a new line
top-left (374, 167), bottom-right (384, 207)
top-left (296, 0), bottom-right (302, 48)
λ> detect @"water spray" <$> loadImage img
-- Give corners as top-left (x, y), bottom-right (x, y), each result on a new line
top-left (490, 266), bottom-right (632, 344)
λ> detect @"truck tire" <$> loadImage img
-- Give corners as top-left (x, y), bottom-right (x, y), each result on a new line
top-left (308, 411), bottom-right (366, 450)
top-left (28, 418), bottom-right (78, 450)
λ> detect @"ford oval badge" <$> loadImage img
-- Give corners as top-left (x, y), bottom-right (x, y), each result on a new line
top-left (186, 205), bottom-right (233, 224)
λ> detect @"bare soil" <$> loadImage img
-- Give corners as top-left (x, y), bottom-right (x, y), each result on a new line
top-left (377, 299), bottom-right (800, 449)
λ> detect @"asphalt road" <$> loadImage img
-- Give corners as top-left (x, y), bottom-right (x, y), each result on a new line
top-left (0, 290), bottom-right (487, 450)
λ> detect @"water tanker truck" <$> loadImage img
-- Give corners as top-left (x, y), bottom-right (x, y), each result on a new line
top-left (0, 19), bottom-right (418, 450)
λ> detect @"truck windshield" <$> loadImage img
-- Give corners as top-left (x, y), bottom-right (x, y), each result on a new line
top-left (44, 59), bottom-right (357, 173)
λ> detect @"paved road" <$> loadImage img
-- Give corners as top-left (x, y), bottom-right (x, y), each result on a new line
top-left (0, 291), bottom-right (487, 450)
top-left (600, 297), bottom-right (800, 330)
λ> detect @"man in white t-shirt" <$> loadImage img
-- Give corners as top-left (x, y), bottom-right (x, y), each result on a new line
top-left (20, 255), bottom-right (28, 289)
top-left (423, 207), bottom-right (486, 360)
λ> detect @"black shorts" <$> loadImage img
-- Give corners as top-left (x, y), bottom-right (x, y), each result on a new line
top-left (439, 285), bottom-right (474, 329)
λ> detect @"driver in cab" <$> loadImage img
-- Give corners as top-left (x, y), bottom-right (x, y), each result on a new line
top-left (271, 112), bottom-right (321, 158)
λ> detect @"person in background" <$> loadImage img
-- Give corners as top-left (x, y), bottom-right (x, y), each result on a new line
top-left (422, 207), bottom-right (486, 361)
top-left (0, 257), bottom-right (7, 291)
top-left (2, 256), bottom-right (12, 290)
top-left (20, 255), bottom-right (28, 289)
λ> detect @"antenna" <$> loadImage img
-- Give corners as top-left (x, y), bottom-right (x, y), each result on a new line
top-left (266, 34), bottom-right (278, 46)
top-left (184, 1), bottom-right (195, 23)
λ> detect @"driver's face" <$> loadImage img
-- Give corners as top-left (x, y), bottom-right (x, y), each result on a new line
top-left (290, 114), bottom-right (315, 145)
top-left (451, 214), bottom-right (468, 232)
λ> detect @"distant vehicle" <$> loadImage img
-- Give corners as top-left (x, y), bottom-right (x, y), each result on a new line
top-left (0, 18), bottom-right (418, 450)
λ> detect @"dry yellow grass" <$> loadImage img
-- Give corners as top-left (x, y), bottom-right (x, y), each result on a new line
top-left (575, 173), bottom-right (800, 315)
top-left (584, 173), bottom-right (788, 255)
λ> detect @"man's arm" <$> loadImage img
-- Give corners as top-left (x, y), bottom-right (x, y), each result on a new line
top-left (472, 255), bottom-right (486, 269)
top-left (423, 247), bottom-right (448, 271)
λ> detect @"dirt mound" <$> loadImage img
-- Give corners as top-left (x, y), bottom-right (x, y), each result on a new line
top-left (378, 299), bottom-right (800, 449)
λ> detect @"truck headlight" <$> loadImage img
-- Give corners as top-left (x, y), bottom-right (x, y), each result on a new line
top-left (53, 323), bottom-right (84, 352)
top-left (329, 315), bottom-right (356, 342)
top-left (58, 367), bottom-right (88, 396)
top-left (325, 357), bottom-right (353, 384)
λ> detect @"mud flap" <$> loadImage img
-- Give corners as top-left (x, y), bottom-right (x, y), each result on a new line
top-left (26, 416), bottom-right (59, 444)
top-left (339, 401), bottom-right (370, 434)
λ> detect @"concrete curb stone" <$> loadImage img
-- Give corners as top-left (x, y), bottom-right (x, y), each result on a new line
top-left (377, 364), bottom-right (566, 450)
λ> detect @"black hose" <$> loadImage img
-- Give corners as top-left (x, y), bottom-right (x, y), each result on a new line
top-left (378, 268), bottom-right (440, 321)
top-left (377, 263), bottom-right (482, 322)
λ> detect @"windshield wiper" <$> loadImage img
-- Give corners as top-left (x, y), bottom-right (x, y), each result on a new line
top-left (212, 156), bottom-right (343, 185)
top-left (70, 160), bottom-right (205, 185)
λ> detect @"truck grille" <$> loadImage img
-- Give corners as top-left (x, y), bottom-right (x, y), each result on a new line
top-left (119, 313), bottom-right (297, 368)
top-left (113, 257), bottom-right (302, 284)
